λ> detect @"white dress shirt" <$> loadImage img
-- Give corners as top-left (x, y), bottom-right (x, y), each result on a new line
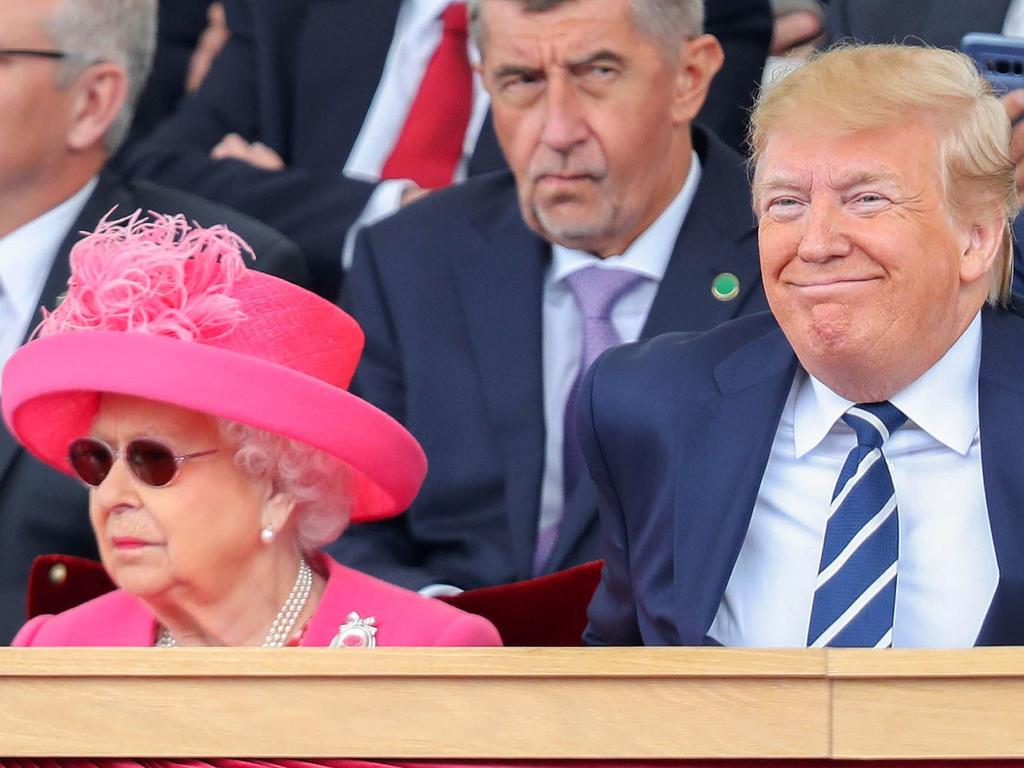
top-left (0, 179), bottom-right (96, 394)
top-left (536, 153), bottom-right (702, 535)
top-left (342, 0), bottom-right (490, 269)
top-left (709, 314), bottom-right (998, 647)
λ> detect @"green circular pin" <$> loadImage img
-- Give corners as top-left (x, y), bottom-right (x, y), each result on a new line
top-left (711, 272), bottom-right (740, 301)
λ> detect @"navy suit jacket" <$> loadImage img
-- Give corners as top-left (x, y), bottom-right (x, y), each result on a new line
top-left (117, 0), bottom-right (772, 298)
top-left (0, 172), bottom-right (308, 644)
top-left (579, 306), bottom-right (1024, 647)
top-left (327, 128), bottom-right (770, 592)
top-left (825, 0), bottom-right (1011, 48)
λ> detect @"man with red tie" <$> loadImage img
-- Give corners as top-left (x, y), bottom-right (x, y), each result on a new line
top-left (118, 0), bottom-right (504, 299)
top-left (118, 0), bottom-right (771, 300)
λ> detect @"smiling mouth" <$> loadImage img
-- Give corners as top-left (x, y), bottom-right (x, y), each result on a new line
top-left (790, 277), bottom-right (881, 288)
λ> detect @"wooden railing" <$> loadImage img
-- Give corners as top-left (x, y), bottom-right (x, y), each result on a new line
top-left (2, 648), bottom-right (1024, 759)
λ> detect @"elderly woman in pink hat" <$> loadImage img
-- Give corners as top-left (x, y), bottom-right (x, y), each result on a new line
top-left (3, 214), bottom-right (500, 648)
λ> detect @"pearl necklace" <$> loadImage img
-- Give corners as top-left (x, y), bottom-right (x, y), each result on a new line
top-left (157, 559), bottom-right (313, 648)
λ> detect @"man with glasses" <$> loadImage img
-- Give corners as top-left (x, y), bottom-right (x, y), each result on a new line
top-left (0, 0), bottom-right (307, 644)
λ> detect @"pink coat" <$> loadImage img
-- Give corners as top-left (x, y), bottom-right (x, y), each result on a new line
top-left (12, 553), bottom-right (502, 647)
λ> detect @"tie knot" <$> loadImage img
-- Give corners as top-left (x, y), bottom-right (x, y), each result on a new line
top-left (443, 3), bottom-right (468, 35)
top-left (841, 401), bottom-right (907, 449)
top-left (563, 266), bottom-right (645, 320)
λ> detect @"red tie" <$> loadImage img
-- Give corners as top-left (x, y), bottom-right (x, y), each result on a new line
top-left (380, 3), bottom-right (473, 189)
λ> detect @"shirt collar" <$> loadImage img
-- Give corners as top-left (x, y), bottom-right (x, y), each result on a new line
top-left (548, 150), bottom-right (702, 286)
top-left (793, 312), bottom-right (982, 457)
top-left (0, 178), bottom-right (97, 319)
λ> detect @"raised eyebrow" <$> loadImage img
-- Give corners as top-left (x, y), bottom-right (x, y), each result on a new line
top-left (567, 49), bottom-right (626, 71)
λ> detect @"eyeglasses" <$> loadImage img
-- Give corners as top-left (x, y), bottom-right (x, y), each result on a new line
top-left (0, 49), bottom-right (102, 65)
top-left (68, 437), bottom-right (217, 488)
top-left (0, 49), bottom-right (69, 61)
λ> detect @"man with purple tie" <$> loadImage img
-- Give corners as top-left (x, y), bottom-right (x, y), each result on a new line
top-left (327, 0), bottom-right (769, 597)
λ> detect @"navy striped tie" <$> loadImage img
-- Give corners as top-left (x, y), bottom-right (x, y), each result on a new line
top-left (807, 402), bottom-right (907, 648)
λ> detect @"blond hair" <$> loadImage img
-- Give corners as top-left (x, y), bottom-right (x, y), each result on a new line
top-left (750, 44), bottom-right (1019, 306)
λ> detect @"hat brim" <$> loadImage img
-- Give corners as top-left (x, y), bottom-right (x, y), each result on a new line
top-left (1, 332), bottom-right (425, 523)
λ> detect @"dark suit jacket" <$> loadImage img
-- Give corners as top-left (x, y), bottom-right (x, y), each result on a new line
top-left (824, 0), bottom-right (1010, 48)
top-left (326, 128), bottom-right (770, 592)
top-left (117, 0), bottom-right (772, 298)
top-left (580, 306), bottom-right (1024, 646)
top-left (0, 171), bottom-right (309, 644)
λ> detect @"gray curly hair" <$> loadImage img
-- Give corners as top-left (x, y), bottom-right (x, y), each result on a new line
top-left (221, 421), bottom-right (352, 553)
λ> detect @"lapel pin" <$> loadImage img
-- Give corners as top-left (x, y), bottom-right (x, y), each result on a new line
top-left (329, 611), bottom-right (378, 648)
top-left (711, 272), bottom-right (740, 302)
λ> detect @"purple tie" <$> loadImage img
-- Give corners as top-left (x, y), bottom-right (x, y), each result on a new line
top-left (533, 265), bottom-right (647, 574)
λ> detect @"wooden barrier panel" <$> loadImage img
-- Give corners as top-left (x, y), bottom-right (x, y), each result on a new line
top-left (0, 648), bottom-right (1022, 759)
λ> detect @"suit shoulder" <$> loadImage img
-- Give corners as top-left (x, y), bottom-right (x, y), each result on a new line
top-left (365, 170), bottom-right (519, 243)
top-left (128, 180), bottom-right (296, 252)
top-left (10, 590), bottom-right (140, 647)
top-left (596, 311), bottom-right (781, 386)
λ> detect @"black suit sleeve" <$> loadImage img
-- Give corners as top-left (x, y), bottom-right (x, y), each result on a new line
top-left (325, 228), bottom-right (436, 588)
top-left (577, 350), bottom-right (643, 646)
top-left (116, 0), bottom-right (375, 299)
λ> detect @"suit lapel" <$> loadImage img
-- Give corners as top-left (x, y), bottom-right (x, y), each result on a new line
top-left (920, 0), bottom-right (1010, 47)
top-left (673, 325), bottom-right (798, 644)
top-left (454, 193), bottom-right (547, 579)
top-left (30, 174), bottom-right (135, 340)
top-left (975, 307), bottom-right (1024, 645)
top-left (642, 129), bottom-right (763, 338)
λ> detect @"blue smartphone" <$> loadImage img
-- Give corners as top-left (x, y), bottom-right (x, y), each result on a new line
top-left (962, 32), bottom-right (1024, 95)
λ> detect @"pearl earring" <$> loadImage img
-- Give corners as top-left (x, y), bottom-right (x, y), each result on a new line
top-left (260, 524), bottom-right (275, 544)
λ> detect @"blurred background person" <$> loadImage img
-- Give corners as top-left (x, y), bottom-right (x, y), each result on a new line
top-left (121, 1), bottom-right (226, 151)
top-left (0, 0), bottom-right (307, 644)
top-left (116, 0), bottom-right (774, 299)
top-left (6, 215), bottom-right (501, 648)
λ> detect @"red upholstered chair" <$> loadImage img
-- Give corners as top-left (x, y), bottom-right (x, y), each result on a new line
top-left (25, 554), bottom-right (604, 647)
top-left (26, 553), bottom-right (115, 620)
top-left (441, 560), bottom-right (603, 646)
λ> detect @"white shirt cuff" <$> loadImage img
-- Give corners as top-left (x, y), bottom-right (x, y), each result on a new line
top-left (418, 583), bottom-right (464, 598)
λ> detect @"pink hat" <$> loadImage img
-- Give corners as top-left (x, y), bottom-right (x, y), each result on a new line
top-left (1, 213), bottom-right (425, 523)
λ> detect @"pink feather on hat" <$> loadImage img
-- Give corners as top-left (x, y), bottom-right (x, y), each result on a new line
top-left (39, 210), bottom-right (252, 342)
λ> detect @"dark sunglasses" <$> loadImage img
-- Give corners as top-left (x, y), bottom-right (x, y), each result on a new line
top-left (67, 437), bottom-right (217, 488)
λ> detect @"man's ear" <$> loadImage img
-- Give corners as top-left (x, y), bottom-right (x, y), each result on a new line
top-left (670, 34), bottom-right (724, 125)
top-left (65, 62), bottom-right (128, 152)
top-left (959, 215), bottom-right (1006, 288)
